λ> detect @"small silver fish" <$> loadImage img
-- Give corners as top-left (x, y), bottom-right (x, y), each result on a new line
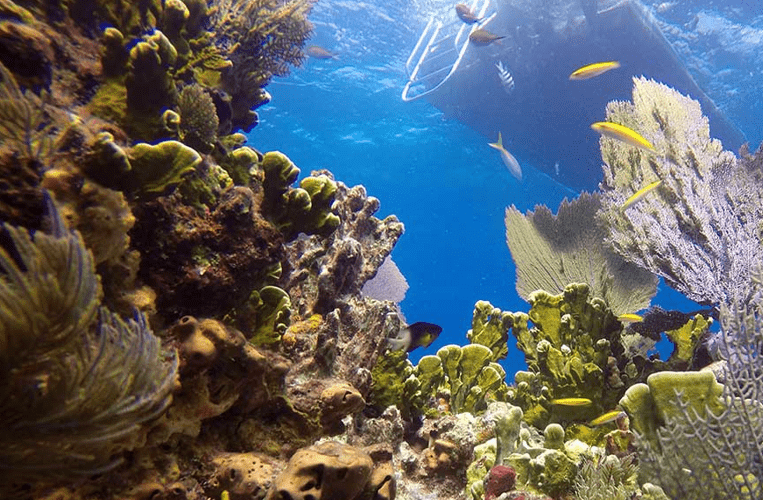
top-left (488, 132), bottom-right (522, 181)
top-left (495, 61), bottom-right (515, 94)
top-left (306, 45), bottom-right (338, 60)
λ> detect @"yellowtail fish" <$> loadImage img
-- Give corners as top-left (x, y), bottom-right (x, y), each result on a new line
top-left (488, 132), bottom-right (522, 181)
top-left (456, 3), bottom-right (482, 23)
top-left (306, 45), bottom-right (338, 60)
top-left (589, 410), bottom-right (626, 426)
top-left (591, 121), bottom-right (656, 152)
top-left (569, 61), bottom-right (621, 80)
top-left (617, 313), bottom-right (644, 323)
top-left (621, 180), bottom-right (663, 211)
top-left (469, 29), bottom-right (505, 46)
top-left (551, 397), bottom-right (593, 407)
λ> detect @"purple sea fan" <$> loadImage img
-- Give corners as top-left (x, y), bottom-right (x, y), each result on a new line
top-left (597, 77), bottom-right (763, 307)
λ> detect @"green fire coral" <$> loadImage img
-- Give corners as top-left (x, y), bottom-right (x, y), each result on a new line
top-left (261, 151), bottom-right (340, 240)
top-left (369, 302), bottom-right (512, 419)
top-left (467, 300), bottom-right (511, 361)
top-left (416, 343), bottom-right (509, 416)
top-left (0, 196), bottom-right (177, 480)
top-left (506, 284), bottom-right (622, 427)
top-left (505, 283), bottom-right (708, 434)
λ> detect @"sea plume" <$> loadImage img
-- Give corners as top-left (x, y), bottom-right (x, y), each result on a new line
top-left (0, 195), bottom-right (177, 482)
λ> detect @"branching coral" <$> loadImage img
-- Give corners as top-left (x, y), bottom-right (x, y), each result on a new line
top-left (597, 77), bottom-right (763, 307)
top-left (209, 0), bottom-right (315, 79)
top-left (0, 196), bottom-right (178, 481)
top-left (505, 191), bottom-right (657, 316)
top-left (208, 0), bottom-right (315, 131)
top-left (631, 298), bottom-right (763, 500)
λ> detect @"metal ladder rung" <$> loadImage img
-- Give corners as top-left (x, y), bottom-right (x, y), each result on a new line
top-left (402, 0), bottom-right (496, 102)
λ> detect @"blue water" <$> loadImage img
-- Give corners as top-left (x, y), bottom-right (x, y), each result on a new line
top-left (250, 0), bottom-right (761, 371)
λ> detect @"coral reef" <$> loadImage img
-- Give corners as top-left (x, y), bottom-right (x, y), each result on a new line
top-left (5, 2), bottom-right (763, 500)
top-left (624, 298), bottom-right (763, 500)
top-left (208, 0), bottom-right (316, 132)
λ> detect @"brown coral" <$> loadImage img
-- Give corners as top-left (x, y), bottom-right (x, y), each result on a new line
top-left (159, 316), bottom-right (287, 438)
top-left (267, 441), bottom-right (374, 500)
top-left (205, 452), bottom-right (277, 500)
top-left (131, 186), bottom-right (284, 321)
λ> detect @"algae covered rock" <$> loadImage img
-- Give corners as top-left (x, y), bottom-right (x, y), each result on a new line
top-left (131, 185), bottom-right (285, 321)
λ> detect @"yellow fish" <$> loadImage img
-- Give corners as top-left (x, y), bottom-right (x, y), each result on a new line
top-left (617, 313), bottom-right (644, 323)
top-left (551, 397), bottom-right (593, 407)
top-left (621, 180), bottom-right (663, 211)
top-left (590, 121), bottom-right (655, 152)
top-left (589, 410), bottom-right (626, 426)
top-left (488, 132), bottom-right (522, 181)
top-left (569, 61), bottom-right (621, 80)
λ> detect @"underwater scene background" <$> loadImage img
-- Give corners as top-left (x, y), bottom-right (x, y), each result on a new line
top-left (254, 0), bottom-right (763, 369)
top-left (1, 0), bottom-right (763, 499)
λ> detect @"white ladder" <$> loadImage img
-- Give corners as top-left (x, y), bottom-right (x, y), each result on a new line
top-left (401, 0), bottom-right (496, 102)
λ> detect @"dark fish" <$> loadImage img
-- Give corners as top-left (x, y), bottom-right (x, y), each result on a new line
top-left (306, 45), bottom-right (338, 60)
top-left (456, 4), bottom-right (482, 24)
top-left (387, 321), bottom-right (443, 352)
top-left (469, 29), bottom-right (505, 46)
